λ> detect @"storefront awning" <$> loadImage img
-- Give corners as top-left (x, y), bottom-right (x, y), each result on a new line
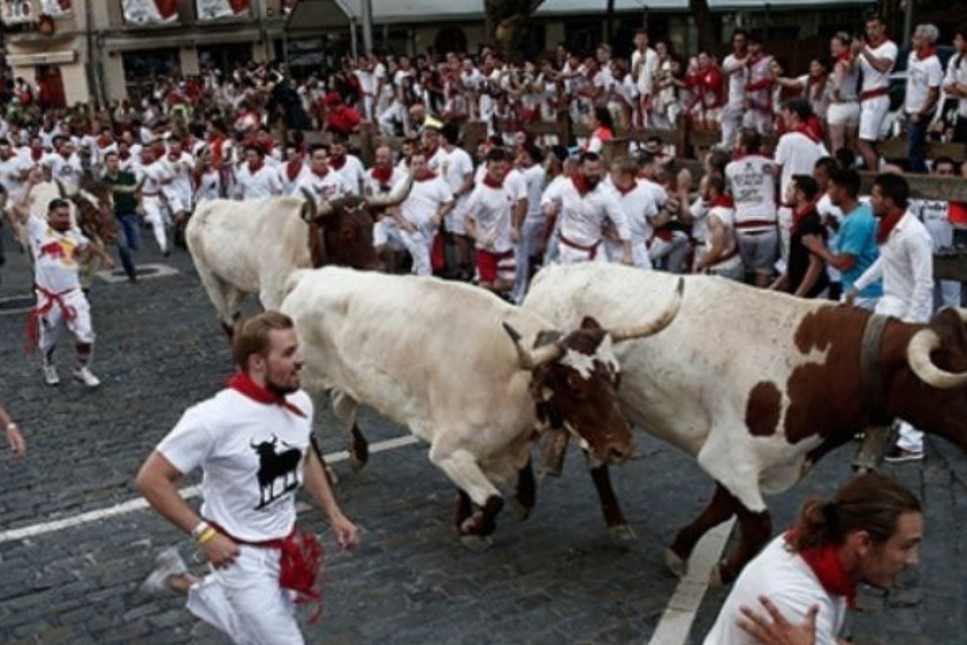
top-left (287, 0), bottom-right (687, 28)
top-left (707, 0), bottom-right (875, 9)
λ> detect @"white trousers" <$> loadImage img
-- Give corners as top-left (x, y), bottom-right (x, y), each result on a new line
top-left (186, 545), bottom-right (303, 645)
top-left (38, 288), bottom-right (94, 356)
top-left (374, 218), bottom-right (432, 275)
top-left (875, 297), bottom-right (924, 453)
top-left (143, 196), bottom-right (168, 253)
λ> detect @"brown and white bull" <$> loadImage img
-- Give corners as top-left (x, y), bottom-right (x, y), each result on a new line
top-left (185, 179), bottom-right (412, 336)
top-left (524, 263), bottom-right (967, 583)
top-left (280, 266), bottom-right (684, 545)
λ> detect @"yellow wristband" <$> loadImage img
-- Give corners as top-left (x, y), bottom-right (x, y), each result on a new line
top-left (197, 527), bottom-right (218, 545)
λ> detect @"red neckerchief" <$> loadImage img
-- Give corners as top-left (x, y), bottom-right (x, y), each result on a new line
top-left (571, 172), bottom-right (593, 196)
top-left (227, 372), bottom-right (305, 417)
top-left (371, 165), bottom-right (392, 184)
top-left (791, 201), bottom-right (817, 234)
top-left (286, 160), bottom-right (303, 181)
top-left (167, 153), bottom-right (180, 163)
top-left (877, 208), bottom-right (905, 245)
top-left (836, 52), bottom-right (852, 65)
top-left (614, 179), bottom-right (637, 196)
top-left (594, 126), bottom-right (613, 143)
top-left (311, 166), bottom-right (329, 179)
top-left (328, 155), bottom-right (347, 171)
top-left (482, 172), bottom-right (504, 189)
top-left (794, 120), bottom-right (823, 144)
top-left (424, 145), bottom-right (439, 160)
top-left (248, 160), bottom-right (264, 174)
top-left (119, 150), bottom-right (130, 161)
top-left (31, 149), bottom-right (43, 162)
top-left (97, 135), bottom-right (112, 149)
top-left (733, 50), bottom-right (748, 61)
top-left (414, 169), bottom-right (437, 182)
top-left (785, 532), bottom-right (857, 609)
top-left (709, 194), bottom-right (734, 209)
top-left (59, 151), bottom-right (70, 160)
top-left (914, 46), bottom-right (938, 61)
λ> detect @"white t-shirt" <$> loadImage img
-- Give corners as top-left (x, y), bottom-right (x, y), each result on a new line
top-left (519, 164), bottom-right (546, 225)
top-left (703, 535), bottom-right (847, 645)
top-left (160, 152), bottom-right (195, 200)
top-left (613, 180), bottom-right (659, 244)
top-left (0, 153), bottom-right (32, 195)
top-left (294, 168), bottom-right (351, 204)
top-left (465, 181), bottom-right (516, 253)
top-left (905, 52), bottom-right (943, 114)
top-left (859, 40), bottom-right (898, 92)
top-left (236, 163), bottom-right (284, 199)
top-left (631, 47), bottom-right (660, 97)
top-left (774, 132), bottom-right (828, 197)
top-left (722, 53), bottom-right (750, 105)
top-left (725, 155), bottom-right (778, 227)
top-left (398, 175), bottom-right (453, 228)
top-left (45, 153), bottom-right (83, 192)
top-left (945, 55), bottom-right (967, 118)
top-left (816, 193), bottom-right (844, 282)
top-left (277, 161), bottom-right (308, 197)
top-left (27, 216), bottom-right (88, 293)
top-left (137, 160), bottom-right (167, 196)
top-left (441, 146), bottom-right (475, 218)
top-left (157, 388), bottom-right (314, 542)
top-left (363, 166), bottom-right (407, 198)
top-left (540, 175), bottom-right (630, 246)
top-left (195, 169), bottom-right (221, 204)
top-left (332, 155), bottom-right (366, 196)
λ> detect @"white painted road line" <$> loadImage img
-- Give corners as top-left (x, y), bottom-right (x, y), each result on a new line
top-left (647, 519), bottom-right (736, 645)
top-left (0, 434), bottom-right (420, 545)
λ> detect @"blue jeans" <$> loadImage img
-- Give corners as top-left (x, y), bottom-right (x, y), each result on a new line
top-left (116, 213), bottom-right (141, 278)
top-left (906, 115), bottom-right (929, 173)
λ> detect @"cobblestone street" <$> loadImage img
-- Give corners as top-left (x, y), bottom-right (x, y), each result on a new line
top-left (0, 229), bottom-right (965, 644)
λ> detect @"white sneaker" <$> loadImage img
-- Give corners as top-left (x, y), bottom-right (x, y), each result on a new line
top-left (138, 547), bottom-right (188, 600)
top-left (42, 364), bottom-right (59, 386)
top-left (73, 366), bottom-right (101, 388)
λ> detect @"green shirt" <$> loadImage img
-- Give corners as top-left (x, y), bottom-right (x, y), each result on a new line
top-left (102, 170), bottom-right (138, 215)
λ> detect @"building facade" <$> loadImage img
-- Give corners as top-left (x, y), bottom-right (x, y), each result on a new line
top-left (1, 0), bottom-right (291, 105)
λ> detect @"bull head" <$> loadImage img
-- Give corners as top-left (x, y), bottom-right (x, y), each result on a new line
top-left (365, 172), bottom-right (415, 209)
top-left (501, 277), bottom-right (685, 370)
top-left (299, 188), bottom-right (335, 223)
top-left (907, 308), bottom-right (967, 389)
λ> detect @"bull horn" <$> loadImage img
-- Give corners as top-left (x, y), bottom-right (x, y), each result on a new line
top-left (502, 322), bottom-right (565, 371)
top-left (609, 278), bottom-right (684, 343)
top-left (907, 328), bottom-right (967, 389)
top-left (365, 172), bottom-right (414, 209)
top-left (299, 188), bottom-right (333, 222)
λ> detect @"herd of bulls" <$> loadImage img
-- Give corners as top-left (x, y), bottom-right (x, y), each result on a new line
top-left (187, 185), bottom-right (967, 586)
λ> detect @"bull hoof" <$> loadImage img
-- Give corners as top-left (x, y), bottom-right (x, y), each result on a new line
top-left (664, 547), bottom-right (687, 578)
top-left (608, 524), bottom-right (637, 542)
top-left (349, 449), bottom-right (368, 473)
top-left (460, 534), bottom-right (494, 551)
top-left (509, 497), bottom-right (532, 522)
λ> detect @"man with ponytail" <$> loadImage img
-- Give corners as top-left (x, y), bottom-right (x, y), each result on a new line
top-left (704, 473), bottom-right (922, 645)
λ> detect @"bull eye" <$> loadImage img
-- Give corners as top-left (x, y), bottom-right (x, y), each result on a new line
top-left (566, 372), bottom-right (587, 398)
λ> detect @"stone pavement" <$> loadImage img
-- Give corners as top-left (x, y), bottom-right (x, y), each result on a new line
top-left (0, 224), bottom-right (964, 644)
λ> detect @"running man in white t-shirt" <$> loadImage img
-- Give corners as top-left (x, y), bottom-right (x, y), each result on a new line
top-left (136, 312), bottom-right (358, 645)
top-left (15, 175), bottom-right (116, 388)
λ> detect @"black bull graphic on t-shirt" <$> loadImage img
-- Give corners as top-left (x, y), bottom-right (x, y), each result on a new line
top-left (250, 435), bottom-right (302, 509)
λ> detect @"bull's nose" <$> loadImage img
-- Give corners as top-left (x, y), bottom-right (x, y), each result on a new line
top-left (607, 443), bottom-right (633, 464)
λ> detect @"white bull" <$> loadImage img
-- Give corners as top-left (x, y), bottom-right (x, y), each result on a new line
top-left (186, 181), bottom-right (411, 337)
top-left (281, 266), bottom-right (683, 545)
top-left (524, 262), bottom-right (967, 584)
